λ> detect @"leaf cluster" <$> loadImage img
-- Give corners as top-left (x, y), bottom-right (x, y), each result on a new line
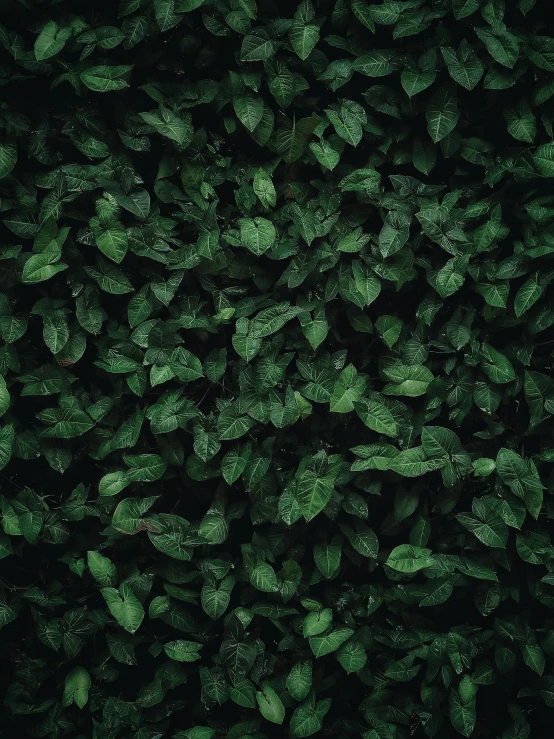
top-left (1, 0), bottom-right (554, 738)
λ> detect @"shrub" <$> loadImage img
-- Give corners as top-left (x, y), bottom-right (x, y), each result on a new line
top-left (1, 0), bottom-right (554, 737)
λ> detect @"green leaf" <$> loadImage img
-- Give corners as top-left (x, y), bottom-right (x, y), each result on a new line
top-left (473, 458), bottom-right (496, 477)
top-left (375, 316), bottom-right (402, 347)
top-left (427, 87), bottom-right (459, 142)
top-left (154, 0), bottom-right (181, 30)
top-left (148, 514), bottom-right (194, 560)
top-left (383, 364), bottom-right (434, 396)
top-left (63, 667), bottom-right (91, 709)
top-left (475, 26), bottom-right (519, 68)
top-left (112, 496), bottom-right (157, 534)
top-left (238, 0), bottom-right (256, 18)
top-left (441, 40), bottom-right (484, 90)
top-left (534, 142), bottom-right (554, 176)
top-left (514, 274), bottom-right (542, 316)
top-left (481, 343), bottom-right (516, 384)
top-left (326, 107), bottom-right (362, 147)
top-left (234, 96), bottom-right (264, 132)
top-left (99, 470), bottom-right (131, 497)
top-left (276, 119), bottom-right (314, 162)
top-left (379, 210), bottom-right (410, 257)
top-left (353, 50), bottom-right (396, 77)
top-left (39, 409), bottom-right (94, 438)
top-left (336, 640), bottom-right (367, 673)
top-left (452, 0), bottom-right (479, 18)
top-left (249, 561), bottom-right (279, 593)
top-left (140, 106), bottom-right (193, 145)
top-left (352, 260), bottom-right (381, 301)
top-left (330, 364), bottom-right (365, 413)
top-left (289, 21), bottom-right (319, 60)
top-left (238, 217), bottom-right (276, 255)
top-left (221, 636), bottom-right (256, 674)
top-left (253, 168), bottom-right (276, 208)
top-left (22, 253), bottom-right (68, 284)
top-left (35, 21), bottom-right (72, 61)
top-left (124, 453), bottom-right (167, 482)
top-left (351, 0), bottom-right (375, 30)
top-left (497, 448), bottom-right (544, 518)
top-left (388, 447), bottom-right (445, 477)
top-left (354, 398), bottom-right (398, 437)
top-left (421, 426), bottom-right (464, 460)
top-left (505, 100), bottom-right (536, 142)
top-left (11, 489), bottom-right (42, 544)
top-left (456, 506), bottom-right (508, 548)
top-left (0, 143), bottom-right (17, 179)
top-left (176, 729), bottom-right (214, 739)
top-left (449, 691), bottom-right (476, 737)
top-left (87, 550), bottom-right (117, 587)
top-left (313, 543), bottom-right (341, 579)
top-left (164, 639), bottom-right (202, 662)
top-left (299, 306), bottom-right (329, 350)
top-left (289, 699), bottom-right (323, 737)
top-left (309, 139), bottom-right (340, 170)
top-left (221, 445), bottom-right (251, 485)
top-left (309, 627), bottom-right (354, 657)
top-left (385, 544), bottom-right (436, 573)
top-left (296, 469), bottom-right (334, 522)
top-left (217, 404), bottom-right (255, 440)
top-left (80, 65), bottom-right (133, 92)
top-left (340, 522), bottom-right (378, 558)
top-left (303, 607), bottom-right (332, 637)
top-left (256, 684), bottom-right (285, 724)
top-left (241, 29), bottom-right (278, 61)
top-left (199, 510), bottom-right (228, 544)
top-left (401, 50), bottom-right (436, 96)
top-left (230, 676), bottom-right (256, 707)
top-left (286, 660), bottom-right (312, 701)
top-left (521, 641), bottom-right (545, 675)
top-left (93, 220), bottom-right (128, 263)
top-left (201, 575), bottom-right (234, 619)
top-left (101, 584), bottom-right (145, 633)
top-left (0, 377), bottom-right (9, 418)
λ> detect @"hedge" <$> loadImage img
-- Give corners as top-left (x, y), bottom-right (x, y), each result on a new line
top-left (1, 0), bottom-right (554, 738)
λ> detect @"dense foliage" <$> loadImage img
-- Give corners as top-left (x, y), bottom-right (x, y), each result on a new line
top-left (1, 0), bottom-right (554, 737)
